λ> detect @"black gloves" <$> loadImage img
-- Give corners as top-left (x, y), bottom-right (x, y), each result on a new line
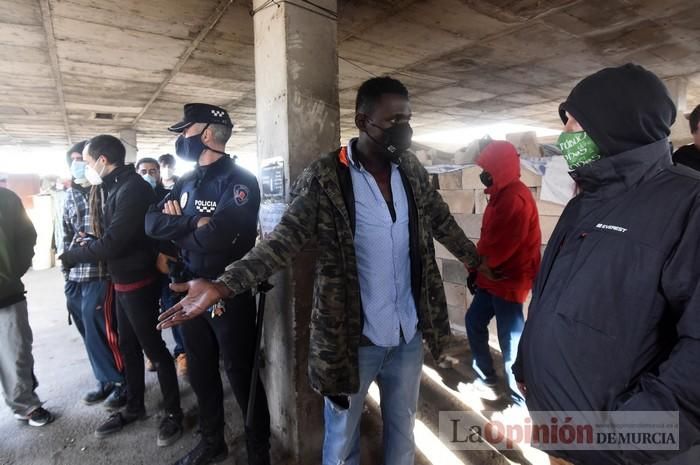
top-left (467, 271), bottom-right (478, 295)
top-left (58, 252), bottom-right (76, 270)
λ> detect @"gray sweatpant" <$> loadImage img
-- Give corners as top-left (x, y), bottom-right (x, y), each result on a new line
top-left (0, 299), bottom-right (41, 416)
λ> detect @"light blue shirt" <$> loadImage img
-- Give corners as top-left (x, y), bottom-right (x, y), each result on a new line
top-left (347, 139), bottom-right (418, 347)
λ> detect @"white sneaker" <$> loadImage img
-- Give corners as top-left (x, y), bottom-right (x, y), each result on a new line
top-left (14, 407), bottom-right (55, 426)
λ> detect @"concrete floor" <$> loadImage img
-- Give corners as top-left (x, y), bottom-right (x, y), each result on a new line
top-left (0, 267), bottom-right (484, 465)
top-left (0, 268), bottom-right (254, 465)
top-left (7, 268), bottom-right (699, 465)
top-left (0, 267), bottom-right (547, 465)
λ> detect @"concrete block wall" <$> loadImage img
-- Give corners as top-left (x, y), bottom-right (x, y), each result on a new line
top-left (433, 166), bottom-right (565, 332)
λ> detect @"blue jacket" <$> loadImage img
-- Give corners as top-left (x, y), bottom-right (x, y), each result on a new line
top-left (145, 155), bottom-right (260, 279)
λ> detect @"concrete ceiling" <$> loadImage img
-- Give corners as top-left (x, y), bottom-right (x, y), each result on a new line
top-left (1, 0), bottom-right (700, 158)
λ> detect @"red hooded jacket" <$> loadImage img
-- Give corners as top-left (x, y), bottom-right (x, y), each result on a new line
top-left (475, 141), bottom-right (541, 304)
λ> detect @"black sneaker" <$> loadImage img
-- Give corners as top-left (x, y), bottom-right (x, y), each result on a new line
top-left (14, 407), bottom-right (55, 427)
top-left (173, 439), bottom-right (228, 465)
top-left (103, 383), bottom-right (127, 411)
top-left (83, 383), bottom-right (114, 405)
top-left (157, 413), bottom-right (183, 447)
top-left (94, 409), bottom-right (145, 438)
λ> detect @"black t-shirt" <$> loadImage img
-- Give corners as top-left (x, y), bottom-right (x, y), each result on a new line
top-left (672, 144), bottom-right (700, 171)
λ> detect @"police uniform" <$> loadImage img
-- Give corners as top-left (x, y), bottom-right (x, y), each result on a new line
top-left (145, 104), bottom-right (270, 464)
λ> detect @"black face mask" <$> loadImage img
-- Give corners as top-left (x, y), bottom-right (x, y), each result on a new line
top-left (480, 171), bottom-right (493, 187)
top-left (175, 123), bottom-right (228, 162)
top-left (368, 121), bottom-right (413, 161)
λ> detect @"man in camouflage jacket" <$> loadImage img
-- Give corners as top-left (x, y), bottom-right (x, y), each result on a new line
top-left (160, 77), bottom-right (482, 464)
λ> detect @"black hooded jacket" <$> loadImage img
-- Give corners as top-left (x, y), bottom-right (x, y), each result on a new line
top-left (515, 65), bottom-right (700, 465)
top-left (60, 165), bottom-right (158, 284)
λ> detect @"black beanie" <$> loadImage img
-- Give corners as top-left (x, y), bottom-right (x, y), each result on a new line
top-left (559, 64), bottom-right (676, 157)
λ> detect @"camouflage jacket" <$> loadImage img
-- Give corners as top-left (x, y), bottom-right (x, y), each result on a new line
top-left (217, 147), bottom-right (479, 396)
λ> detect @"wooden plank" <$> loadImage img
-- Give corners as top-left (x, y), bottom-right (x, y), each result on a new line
top-left (60, 60), bottom-right (166, 83)
top-left (57, 0), bottom-right (213, 24)
top-left (0, 76), bottom-right (55, 88)
top-left (169, 72), bottom-right (253, 89)
top-left (63, 83), bottom-right (156, 101)
top-left (0, 93), bottom-right (60, 105)
top-left (0, 63), bottom-right (53, 79)
top-left (159, 88), bottom-right (246, 102)
top-left (131, 0), bottom-right (235, 127)
top-left (0, 44), bottom-right (49, 64)
top-left (50, 1), bottom-right (196, 40)
top-left (37, 0), bottom-right (70, 144)
top-left (61, 73), bottom-right (161, 91)
top-left (64, 102), bottom-right (144, 114)
top-left (0, 23), bottom-right (45, 48)
top-left (0, 0), bottom-right (41, 26)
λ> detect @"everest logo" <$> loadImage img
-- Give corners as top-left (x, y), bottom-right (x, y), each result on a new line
top-left (596, 223), bottom-right (628, 233)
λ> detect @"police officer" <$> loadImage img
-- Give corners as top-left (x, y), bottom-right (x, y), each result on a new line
top-left (145, 104), bottom-right (270, 465)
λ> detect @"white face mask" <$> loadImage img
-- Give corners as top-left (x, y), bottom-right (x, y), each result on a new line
top-left (85, 158), bottom-right (106, 185)
top-left (162, 167), bottom-right (174, 180)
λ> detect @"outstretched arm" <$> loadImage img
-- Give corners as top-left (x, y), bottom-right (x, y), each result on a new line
top-left (158, 168), bottom-right (321, 328)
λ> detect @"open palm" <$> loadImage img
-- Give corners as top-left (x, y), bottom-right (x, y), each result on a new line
top-left (157, 279), bottom-right (229, 329)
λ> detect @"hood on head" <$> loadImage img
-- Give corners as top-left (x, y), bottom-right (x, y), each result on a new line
top-left (560, 63), bottom-right (676, 157)
top-left (476, 140), bottom-right (520, 194)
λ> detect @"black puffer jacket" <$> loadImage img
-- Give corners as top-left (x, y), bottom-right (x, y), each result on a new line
top-left (61, 165), bottom-right (157, 284)
top-left (516, 65), bottom-right (700, 465)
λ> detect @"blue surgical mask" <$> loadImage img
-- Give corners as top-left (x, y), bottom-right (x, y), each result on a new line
top-left (142, 174), bottom-right (157, 189)
top-left (70, 160), bottom-right (86, 180)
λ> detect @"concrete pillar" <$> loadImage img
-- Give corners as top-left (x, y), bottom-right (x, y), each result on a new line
top-left (252, 1), bottom-right (339, 463)
top-left (666, 77), bottom-right (691, 148)
top-left (119, 129), bottom-right (138, 163)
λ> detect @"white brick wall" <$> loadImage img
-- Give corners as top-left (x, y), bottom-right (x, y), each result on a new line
top-left (438, 190), bottom-right (475, 214)
top-left (431, 166), bottom-right (564, 329)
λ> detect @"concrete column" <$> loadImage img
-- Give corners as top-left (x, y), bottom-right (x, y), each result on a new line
top-left (119, 128), bottom-right (138, 163)
top-left (666, 77), bottom-right (691, 147)
top-left (252, 1), bottom-right (339, 463)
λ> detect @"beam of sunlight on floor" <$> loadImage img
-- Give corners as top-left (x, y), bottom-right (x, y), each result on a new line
top-left (422, 365), bottom-right (551, 465)
top-left (414, 420), bottom-right (467, 465)
top-left (422, 365), bottom-right (486, 412)
top-left (366, 382), bottom-right (466, 465)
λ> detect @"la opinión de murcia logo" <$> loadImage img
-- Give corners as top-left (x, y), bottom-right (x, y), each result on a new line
top-left (439, 411), bottom-right (679, 451)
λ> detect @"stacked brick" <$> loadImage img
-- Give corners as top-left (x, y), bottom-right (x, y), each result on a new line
top-left (432, 165), bottom-right (565, 330)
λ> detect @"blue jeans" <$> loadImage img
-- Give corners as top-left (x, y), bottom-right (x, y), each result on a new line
top-left (65, 280), bottom-right (124, 385)
top-left (465, 289), bottom-right (524, 401)
top-left (160, 276), bottom-right (185, 356)
top-left (322, 331), bottom-right (423, 465)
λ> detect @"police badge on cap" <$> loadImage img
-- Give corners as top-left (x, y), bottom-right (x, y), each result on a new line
top-left (168, 103), bottom-right (234, 133)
